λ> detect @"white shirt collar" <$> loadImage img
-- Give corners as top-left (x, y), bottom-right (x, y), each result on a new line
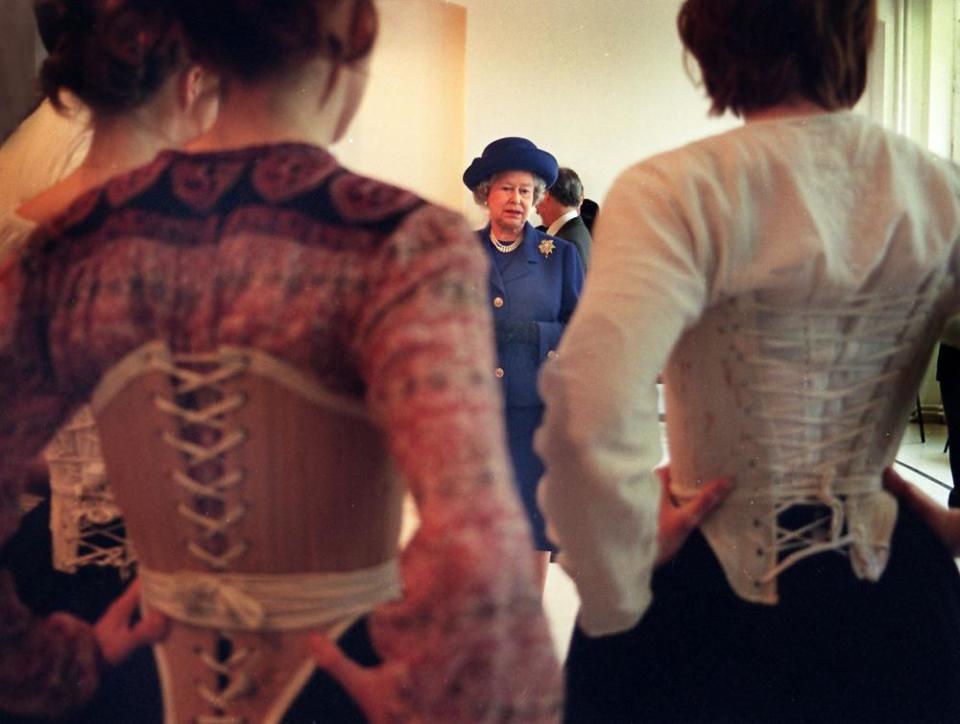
top-left (546, 209), bottom-right (579, 238)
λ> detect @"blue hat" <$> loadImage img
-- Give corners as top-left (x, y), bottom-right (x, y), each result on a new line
top-left (462, 137), bottom-right (559, 190)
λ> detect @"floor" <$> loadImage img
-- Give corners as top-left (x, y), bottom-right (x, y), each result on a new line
top-left (540, 420), bottom-right (956, 661)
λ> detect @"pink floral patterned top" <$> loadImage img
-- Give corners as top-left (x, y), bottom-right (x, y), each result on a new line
top-left (0, 143), bottom-right (562, 720)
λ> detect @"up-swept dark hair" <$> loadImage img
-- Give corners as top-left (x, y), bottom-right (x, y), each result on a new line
top-left (38, 0), bottom-right (185, 115)
top-left (677, 0), bottom-right (875, 116)
top-left (174, 0), bottom-right (377, 83)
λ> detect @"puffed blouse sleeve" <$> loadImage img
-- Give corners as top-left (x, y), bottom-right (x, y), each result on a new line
top-left (0, 249), bottom-right (102, 718)
top-left (535, 159), bottom-right (714, 636)
top-left (351, 204), bottom-right (563, 721)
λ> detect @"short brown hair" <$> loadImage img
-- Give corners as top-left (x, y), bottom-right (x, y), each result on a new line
top-left (677, 0), bottom-right (876, 116)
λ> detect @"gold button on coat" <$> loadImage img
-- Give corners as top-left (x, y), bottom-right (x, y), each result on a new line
top-left (493, 296), bottom-right (504, 308)
top-left (495, 367), bottom-right (505, 378)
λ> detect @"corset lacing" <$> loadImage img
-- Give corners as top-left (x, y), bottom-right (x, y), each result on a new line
top-left (45, 407), bottom-right (133, 574)
top-left (732, 289), bottom-right (938, 584)
top-left (151, 348), bottom-right (255, 724)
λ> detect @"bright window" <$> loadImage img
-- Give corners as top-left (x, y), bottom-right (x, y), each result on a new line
top-left (867, 0), bottom-right (957, 158)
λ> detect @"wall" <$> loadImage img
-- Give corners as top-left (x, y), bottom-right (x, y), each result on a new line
top-left (927, 0), bottom-right (956, 158)
top-left (0, 0), bottom-right (39, 141)
top-left (333, 0), bottom-right (743, 223)
top-left (870, 0), bottom-right (958, 410)
top-left (455, 0), bottom-right (738, 226)
top-left (332, 0), bottom-right (467, 209)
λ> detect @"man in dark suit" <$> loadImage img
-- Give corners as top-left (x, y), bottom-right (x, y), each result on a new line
top-left (536, 166), bottom-right (592, 268)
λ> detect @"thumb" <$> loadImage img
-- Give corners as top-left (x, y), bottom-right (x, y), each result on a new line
top-left (129, 609), bottom-right (169, 648)
top-left (883, 466), bottom-right (960, 556)
top-left (310, 633), bottom-right (377, 704)
top-left (883, 467), bottom-right (938, 525)
top-left (654, 464), bottom-right (671, 487)
top-left (105, 579), bottom-right (143, 626)
top-left (675, 476), bottom-right (733, 527)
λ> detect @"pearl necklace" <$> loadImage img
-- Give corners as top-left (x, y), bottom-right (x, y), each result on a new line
top-left (489, 229), bottom-right (522, 253)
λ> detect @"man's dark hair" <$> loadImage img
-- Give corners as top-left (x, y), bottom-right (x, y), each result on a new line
top-left (549, 167), bottom-right (584, 209)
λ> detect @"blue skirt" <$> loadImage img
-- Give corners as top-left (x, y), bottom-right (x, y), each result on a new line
top-left (505, 405), bottom-right (554, 551)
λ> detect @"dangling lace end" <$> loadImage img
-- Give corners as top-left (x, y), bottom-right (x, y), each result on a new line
top-left (847, 490), bottom-right (898, 581)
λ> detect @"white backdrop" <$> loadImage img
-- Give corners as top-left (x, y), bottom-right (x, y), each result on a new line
top-left (336, 0), bottom-right (739, 223)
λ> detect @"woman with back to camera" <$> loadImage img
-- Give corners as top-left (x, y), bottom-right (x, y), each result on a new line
top-left (0, 0), bottom-right (562, 722)
top-left (463, 138), bottom-right (583, 588)
top-left (3, 0), bottom-right (220, 581)
top-left (535, 0), bottom-right (960, 721)
top-left (0, 0), bottom-right (218, 718)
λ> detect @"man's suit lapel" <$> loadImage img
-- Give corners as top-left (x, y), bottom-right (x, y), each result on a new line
top-left (559, 218), bottom-right (577, 238)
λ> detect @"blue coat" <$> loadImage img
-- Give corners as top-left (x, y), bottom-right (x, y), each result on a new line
top-left (480, 221), bottom-right (584, 407)
top-left (480, 221), bottom-right (583, 549)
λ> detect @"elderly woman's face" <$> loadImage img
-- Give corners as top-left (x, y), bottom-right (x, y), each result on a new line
top-left (486, 170), bottom-right (535, 237)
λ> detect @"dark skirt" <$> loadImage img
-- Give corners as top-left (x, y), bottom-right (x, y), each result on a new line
top-left (937, 343), bottom-right (960, 506)
top-left (564, 503), bottom-right (960, 723)
top-left (505, 404), bottom-right (554, 551)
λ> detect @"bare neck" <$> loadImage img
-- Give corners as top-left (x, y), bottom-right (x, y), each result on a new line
top-left (743, 99), bottom-right (833, 123)
top-left (189, 72), bottom-right (342, 153)
top-left (17, 112), bottom-right (177, 225)
top-left (83, 113), bottom-right (175, 177)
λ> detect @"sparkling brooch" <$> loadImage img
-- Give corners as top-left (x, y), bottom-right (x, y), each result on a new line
top-left (538, 238), bottom-right (555, 257)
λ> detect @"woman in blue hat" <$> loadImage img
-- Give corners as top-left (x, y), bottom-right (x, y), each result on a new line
top-left (463, 137), bottom-right (584, 585)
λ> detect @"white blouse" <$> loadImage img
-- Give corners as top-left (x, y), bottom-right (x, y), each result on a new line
top-left (535, 111), bottom-right (960, 636)
top-left (0, 98), bottom-right (90, 217)
top-left (0, 210), bottom-right (36, 262)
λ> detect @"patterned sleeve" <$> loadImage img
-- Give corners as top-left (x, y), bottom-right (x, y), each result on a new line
top-left (0, 251), bottom-right (102, 718)
top-left (352, 204), bottom-right (563, 721)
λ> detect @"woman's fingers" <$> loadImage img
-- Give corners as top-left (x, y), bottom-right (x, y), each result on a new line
top-left (309, 632), bottom-right (413, 723)
top-left (127, 608), bottom-right (169, 651)
top-left (674, 476), bottom-right (732, 529)
top-left (654, 463), bottom-right (671, 487)
top-left (105, 578), bottom-right (142, 624)
top-left (94, 579), bottom-right (169, 666)
top-left (883, 466), bottom-right (942, 528)
top-left (656, 475), bottom-right (732, 566)
top-left (883, 466), bottom-right (960, 556)
top-left (309, 633), bottom-right (374, 701)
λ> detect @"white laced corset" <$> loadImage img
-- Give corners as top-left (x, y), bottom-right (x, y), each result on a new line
top-left (44, 406), bottom-right (133, 574)
top-left (89, 342), bottom-right (398, 724)
top-left (668, 286), bottom-right (945, 603)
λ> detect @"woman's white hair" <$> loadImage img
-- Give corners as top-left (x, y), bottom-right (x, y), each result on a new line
top-left (471, 171), bottom-right (548, 206)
